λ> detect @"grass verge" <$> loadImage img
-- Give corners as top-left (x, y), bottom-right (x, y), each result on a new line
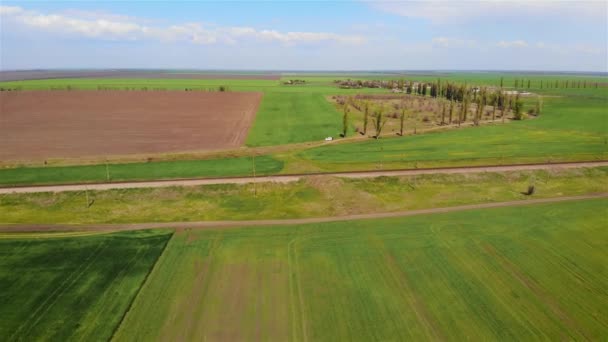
top-left (1, 167), bottom-right (606, 224)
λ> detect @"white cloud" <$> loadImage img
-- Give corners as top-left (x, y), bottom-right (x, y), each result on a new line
top-left (432, 37), bottom-right (476, 47)
top-left (369, 0), bottom-right (607, 23)
top-left (496, 40), bottom-right (528, 48)
top-left (0, 5), bottom-right (365, 45)
top-left (0, 5), bottom-right (23, 15)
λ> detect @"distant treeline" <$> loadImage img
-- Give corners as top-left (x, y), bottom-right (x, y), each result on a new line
top-left (0, 85), bottom-right (232, 92)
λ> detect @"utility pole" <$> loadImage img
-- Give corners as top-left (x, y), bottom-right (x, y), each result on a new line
top-left (252, 154), bottom-right (257, 197)
top-left (105, 160), bottom-right (110, 182)
top-left (85, 187), bottom-right (90, 208)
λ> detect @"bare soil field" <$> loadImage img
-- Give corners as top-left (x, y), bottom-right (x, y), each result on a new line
top-left (0, 70), bottom-right (281, 81)
top-left (0, 90), bottom-right (262, 160)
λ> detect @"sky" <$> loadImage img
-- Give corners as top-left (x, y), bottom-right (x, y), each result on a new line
top-left (1, 1), bottom-right (607, 71)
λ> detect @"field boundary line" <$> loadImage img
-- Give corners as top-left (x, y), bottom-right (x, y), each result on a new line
top-left (1, 193), bottom-right (607, 233)
top-left (1, 160), bottom-right (607, 194)
top-left (109, 230), bottom-right (174, 341)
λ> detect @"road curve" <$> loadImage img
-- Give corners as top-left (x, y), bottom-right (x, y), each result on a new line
top-left (1, 161), bottom-right (607, 194)
top-left (1, 193), bottom-right (606, 232)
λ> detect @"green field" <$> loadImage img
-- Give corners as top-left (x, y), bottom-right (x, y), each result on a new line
top-left (1, 72), bottom-right (606, 185)
top-left (112, 198), bottom-right (608, 340)
top-left (0, 229), bottom-right (172, 341)
top-left (246, 92), bottom-right (343, 146)
top-left (2, 167), bottom-right (607, 224)
top-left (0, 155), bottom-right (282, 187)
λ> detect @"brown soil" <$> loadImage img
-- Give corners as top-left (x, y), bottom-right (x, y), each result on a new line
top-left (0, 90), bottom-right (262, 160)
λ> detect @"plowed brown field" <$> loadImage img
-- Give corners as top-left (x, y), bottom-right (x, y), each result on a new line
top-left (0, 90), bottom-right (261, 160)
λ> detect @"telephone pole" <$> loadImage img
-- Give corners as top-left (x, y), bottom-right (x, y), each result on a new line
top-left (252, 154), bottom-right (257, 197)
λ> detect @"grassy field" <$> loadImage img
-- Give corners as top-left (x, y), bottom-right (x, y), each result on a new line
top-left (0, 73), bottom-right (606, 185)
top-left (113, 198), bottom-right (608, 340)
top-left (2, 167), bottom-right (607, 224)
top-left (0, 229), bottom-right (172, 341)
top-left (0, 155), bottom-right (282, 186)
top-left (296, 94), bottom-right (608, 171)
top-left (246, 92), bottom-right (343, 146)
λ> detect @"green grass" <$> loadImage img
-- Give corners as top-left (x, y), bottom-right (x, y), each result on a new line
top-left (0, 155), bottom-right (283, 186)
top-left (114, 198), bottom-right (608, 340)
top-left (2, 167), bottom-right (606, 224)
top-left (0, 229), bottom-right (172, 341)
top-left (246, 92), bottom-right (344, 146)
top-left (0, 73), bottom-right (606, 185)
top-left (298, 94), bottom-right (608, 171)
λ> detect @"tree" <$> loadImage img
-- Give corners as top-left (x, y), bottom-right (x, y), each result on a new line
top-left (514, 79), bottom-right (519, 88)
top-left (342, 104), bottom-right (350, 137)
top-left (500, 77), bottom-right (504, 88)
top-left (492, 94), bottom-right (498, 121)
top-left (449, 100), bottom-right (454, 124)
top-left (540, 80), bottom-right (543, 89)
top-left (461, 91), bottom-right (470, 125)
top-left (437, 78), bottom-right (442, 97)
top-left (513, 94), bottom-right (524, 120)
top-left (527, 80), bottom-right (531, 89)
top-left (441, 100), bottom-right (447, 125)
top-left (373, 106), bottom-right (388, 138)
top-left (503, 94), bottom-right (511, 123)
top-left (362, 101), bottom-right (370, 135)
top-left (535, 96), bottom-right (543, 115)
top-left (474, 88), bottom-right (486, 126)
top-left (400, 105), bottom-right (406, 135)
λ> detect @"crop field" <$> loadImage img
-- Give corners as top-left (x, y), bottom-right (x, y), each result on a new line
top-left (247, 92), bottom-right (343, 146)
top-left (0, 154), bottom-right (283, 186)
top-left (0, 90), bottom-right (262, 161)
top-left (0, 229), bottom-right (172, 341)
top-left (111, 198), bottom-right (608, 340)
top-left (2, 1), bottom-right (606, 340)
top-left (298, 95), bottom-right (608, 171)
top-left (0, 72), bottom-right (606, 183)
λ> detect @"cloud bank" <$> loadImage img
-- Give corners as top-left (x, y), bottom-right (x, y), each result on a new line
top-left (0, 6), bottom-right (366, 46)
top-left (370, 0), bottom-right (607, 23)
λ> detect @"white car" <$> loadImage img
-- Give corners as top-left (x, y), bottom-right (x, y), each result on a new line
top-left (324, 137), bottom-right (333, 141)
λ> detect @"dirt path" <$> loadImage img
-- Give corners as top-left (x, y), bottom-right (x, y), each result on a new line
top-left (1, 161), bottom-right (607, 194)
top-left (1, 193), bottom-right (605, 232)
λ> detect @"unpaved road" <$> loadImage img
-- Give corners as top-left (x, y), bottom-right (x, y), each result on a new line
top-left (1, 161), bottom-right (607, 194)
top-left (1, 193), bottom-right (606, 232)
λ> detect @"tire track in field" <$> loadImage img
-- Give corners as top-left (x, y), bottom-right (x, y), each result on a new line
top-left (482, 244), bottom-right (593, 340)
top-left (9, 242), bottom-right (107, 341)
top-left (287, 235), bottom-right (309, 342)
top-left (367, 234), bottom-right (444, 340)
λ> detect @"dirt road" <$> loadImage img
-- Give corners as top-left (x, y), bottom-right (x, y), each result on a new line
top-left (1, 161), bottom-right (607, 194)
top-left (0, 193), bottom-right (605, 232)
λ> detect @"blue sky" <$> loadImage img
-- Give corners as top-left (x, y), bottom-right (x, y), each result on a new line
top-left (1, 1), bottom-right (606, 71)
